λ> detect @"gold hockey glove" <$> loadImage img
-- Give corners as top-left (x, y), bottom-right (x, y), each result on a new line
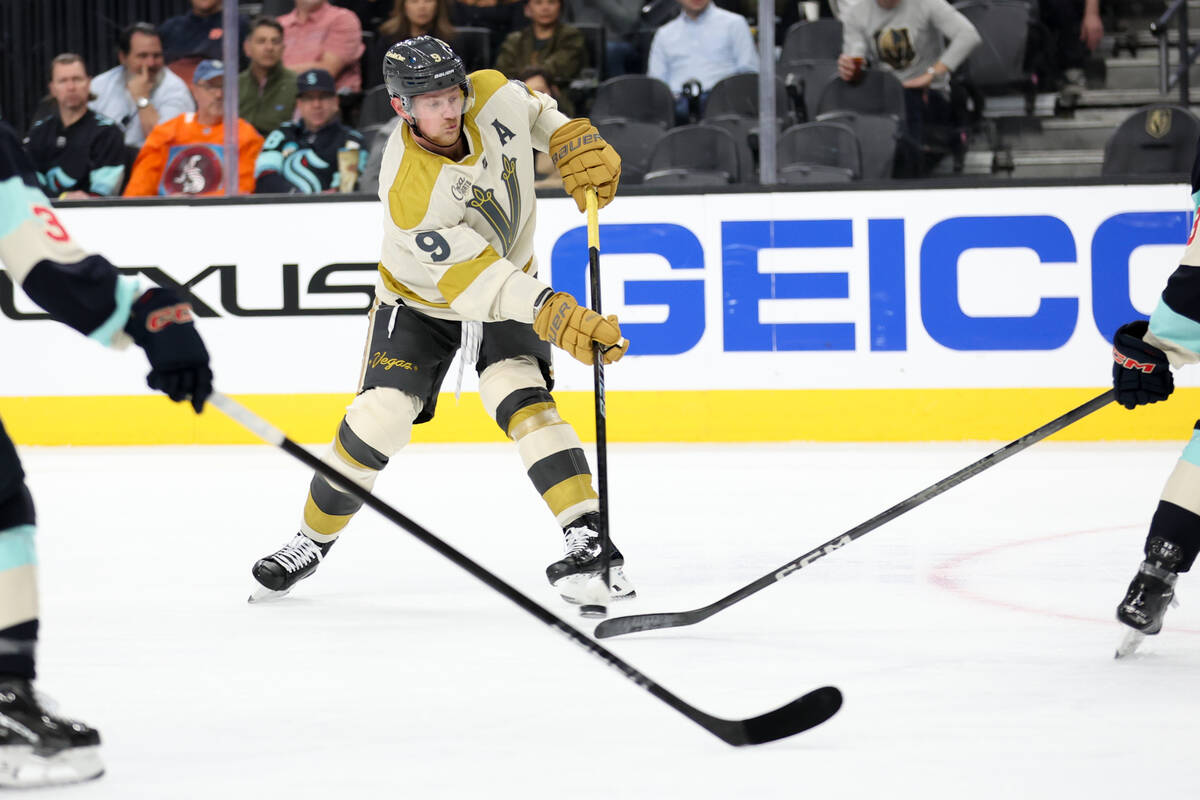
top-left (548, 118), bottom-right (621, 213)
top-left (533, 291), bottom-right (628, 365)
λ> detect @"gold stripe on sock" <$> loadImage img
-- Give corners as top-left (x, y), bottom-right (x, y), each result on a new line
top-left (303, 495), bottom-right (354, 537)
top-left (541, 474), bottom-right (598, 518)
top-left (506, 403), bottom-right (561, 440)
top-left (333, 433), bottom-right (371, 472)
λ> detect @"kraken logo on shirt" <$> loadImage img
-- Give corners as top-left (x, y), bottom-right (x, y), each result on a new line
top-left (468, 154), bottom-right (520, 255)
top-left (875, 27), bottom-right (915, 71)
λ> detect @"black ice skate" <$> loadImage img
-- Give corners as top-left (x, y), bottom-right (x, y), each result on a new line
top-left (1115, 537), bottom-right (1182, 658)
top-left (0, 677), bottom-right (103, 788)
top-left (249, 533), bottom-right (335, 603)
top-left (546, 513), bottom-right (636, 604)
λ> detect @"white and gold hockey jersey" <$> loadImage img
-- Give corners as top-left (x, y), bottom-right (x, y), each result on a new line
top-left (375, 69), bottom-right (570, 324)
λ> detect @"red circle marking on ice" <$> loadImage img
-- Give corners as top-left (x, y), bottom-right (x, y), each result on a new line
top-left (928, 525), bottom-right (1200, 633)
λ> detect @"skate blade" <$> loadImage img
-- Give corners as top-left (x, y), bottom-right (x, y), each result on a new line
top-left (1115, 628), bottom-right (1147, 659)
top-left (554, 569), bottom-right (636, 605)
top-left (248, 585), bottom-right (292, 604)
top-left (0, 745), bottom-right (104, 788)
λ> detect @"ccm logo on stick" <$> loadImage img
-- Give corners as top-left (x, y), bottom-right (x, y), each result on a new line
top-left (774, 535), bottom-right (852, 580)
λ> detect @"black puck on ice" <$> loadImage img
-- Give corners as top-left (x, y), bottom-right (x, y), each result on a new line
top-left (579, 604), bottom-right (607, 618)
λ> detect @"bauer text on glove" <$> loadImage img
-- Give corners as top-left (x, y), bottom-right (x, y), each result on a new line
top-left (533, 291), bottom-right (628, 365)
top-left (548, 118), bottom-right (621, 213)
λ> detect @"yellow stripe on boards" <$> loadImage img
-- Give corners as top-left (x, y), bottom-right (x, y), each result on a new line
top-left (0, 388), bottom-right (1196, 445)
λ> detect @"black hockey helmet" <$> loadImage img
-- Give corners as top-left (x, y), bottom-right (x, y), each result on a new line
top-left (382, 36), bottom-right (472, 114)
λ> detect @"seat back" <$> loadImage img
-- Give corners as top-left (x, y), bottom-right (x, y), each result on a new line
top-left (590, 75), bottom-right (676, 129)
top-left (645, 124), bottom-right (742, 182)
top-left (454, 27), bottom-right (494, 73)
top-left (815, 69), bottom-right (906, 118)
top-left (778, 121), bottom-right (861, 178)
top-left (573, 22), bottom-right (606, 77)
top-left (778, 57), bottom-right (839, 122)
top-left (358, 84), bottom-right (395, 130)
top-left (704, 72), bottom-right (791, 122)
top-left (815, 111), bottom-right (900, 179)
top-left (779, 19), bottom-right (844, 62)
top-left (953, 0), bottom-right (1032, 91)
top-left (779, 163), bottom-right (855, 184)
top-left (1102, 105), bottom-right (1200, 176)
top-left (595, 119), bottom-right (668, 184)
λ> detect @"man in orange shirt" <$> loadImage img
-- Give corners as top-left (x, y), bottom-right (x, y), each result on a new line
top-left (123, 59), bottom-right (263, 196)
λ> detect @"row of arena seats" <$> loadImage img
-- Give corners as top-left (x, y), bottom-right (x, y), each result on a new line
top-left (603, 102), bottom-right (1200, 187)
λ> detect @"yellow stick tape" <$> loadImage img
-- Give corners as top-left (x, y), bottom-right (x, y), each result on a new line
top-left (1, 388), bottom-right (1196, 445)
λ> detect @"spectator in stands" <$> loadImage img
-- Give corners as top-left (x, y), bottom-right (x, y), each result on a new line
top-left (123, 59), bottom-right (264, 196)
top-left (838, 0), bottom-right (980, 175)
top-left (240, 17), bottom-right (298, 135)
top-left (90, 22), bottom-right (196, 149)
top-left (23, 54), bottom-right (127, 198)
top-left (254, 68), bottom-right (367, 192)
top-left (495, 0), bottom-right (586, 87)
top-left (563, 0), bottom-right (642, 76)
top-left (1039, 0), bottom-right (1103, 93)
top-left (450, 0), bottom-right (525, 61)
top-left (516, 67), bottom-right (566, 188)
top-left (279, 0), bottom-right (367, 93)
top-left (159, 0), bottom-right (251, 85)
top-left (647, 0), bottom-right (758, 123)
top-left (367, 0), bottom-right (463, 87)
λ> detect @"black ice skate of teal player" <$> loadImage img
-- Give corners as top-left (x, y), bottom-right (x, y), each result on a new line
top-left (0, 120), bottom-right (211, 787)
top-left (1110, 144), bottom-right (1200, 655)
top-left (249, 36), bottom-right (631, 606)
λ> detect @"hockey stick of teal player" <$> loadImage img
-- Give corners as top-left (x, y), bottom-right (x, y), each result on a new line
top-left (208, 391), bottom-right (842, 744)
top-left (594, 389), bottom-right (1117, 639)
top-left (585, 187), bottom-right (612, 599)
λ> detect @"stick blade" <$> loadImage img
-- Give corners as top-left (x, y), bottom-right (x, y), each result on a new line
top-left (594, 611), bottom-right (696, 639)
top-left (730, 686), bottom-right (843, 746)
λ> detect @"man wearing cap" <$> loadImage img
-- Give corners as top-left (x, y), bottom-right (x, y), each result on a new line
top-left (254, 69), bottom-right (366, 194)
top-left (123, 59), bottom-right (263, 196)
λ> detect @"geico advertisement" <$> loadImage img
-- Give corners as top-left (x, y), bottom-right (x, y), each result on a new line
top-left (0, 183), bottom-right (1194, 396)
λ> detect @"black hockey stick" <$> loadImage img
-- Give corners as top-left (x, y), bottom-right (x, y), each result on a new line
top-left (586, 187), bottom-right (612, 598)
top-left (209, 391), bottom-right (841, 745)
top-left (595, 389), bottom-right (1116, 639)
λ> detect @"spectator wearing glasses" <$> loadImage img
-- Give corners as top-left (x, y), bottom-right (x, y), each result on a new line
top-left (23, 54), bottom-right (127, 198)
top-left (89, 22), bottom-right (196, 148)
top-left (123, 59), bottom-right (264, 196)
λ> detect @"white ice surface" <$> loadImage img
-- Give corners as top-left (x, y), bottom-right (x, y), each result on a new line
top-left (15, 441), bottom-right (1200, 799)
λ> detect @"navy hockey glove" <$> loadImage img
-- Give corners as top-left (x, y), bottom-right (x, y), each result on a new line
top-left (124, 288), bottom-right (212, 413)
top-left (1112, 320), bottom-right (1173, 410)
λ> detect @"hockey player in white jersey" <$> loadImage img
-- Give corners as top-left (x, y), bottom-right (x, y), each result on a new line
top-left (250, 36), bottom-right (632, 605)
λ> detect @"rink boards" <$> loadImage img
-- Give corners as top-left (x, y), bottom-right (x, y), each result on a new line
top-left (3, 182), bottom-right (1200, 444)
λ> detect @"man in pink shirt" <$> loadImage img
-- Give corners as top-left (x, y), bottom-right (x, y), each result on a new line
top-left (278, 0), bottom-right (365, 92)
